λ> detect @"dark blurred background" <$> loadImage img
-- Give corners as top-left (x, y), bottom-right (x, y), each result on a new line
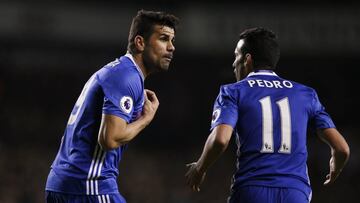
top-left (1, 0), bottom-right (359, 202)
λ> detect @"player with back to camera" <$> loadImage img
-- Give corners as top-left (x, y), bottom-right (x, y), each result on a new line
top-left (185, 27), bottom-right (350, 203)
top-left (45, 10), bottom-right (179, 203)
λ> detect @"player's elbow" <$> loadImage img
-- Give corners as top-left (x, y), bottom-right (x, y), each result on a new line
top-left (211, 124), bottom-right (233, 150)
top-left (98, 133), bottom-right (121, 151)
top-left (331, 141), bottom-right (350, 167)
top-left (100, 141), bottom-right (118, 151)
top-left (213, 134), bottom-right (230, 150)
top-left (335, 144), bottom-right (350, 161)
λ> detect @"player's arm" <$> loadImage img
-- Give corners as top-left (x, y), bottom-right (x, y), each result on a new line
top-left (185, 124), bottom-right (233, 192)
top-left (98, 90), bottom-right (159, 150)
top-left (317, 128), bottom-right (350, 185)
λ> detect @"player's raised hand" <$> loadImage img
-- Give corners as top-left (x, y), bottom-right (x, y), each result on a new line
top-left (185, 162), bottom-right (206, 192)
top-left (141, 89), bottom-right (159, 124)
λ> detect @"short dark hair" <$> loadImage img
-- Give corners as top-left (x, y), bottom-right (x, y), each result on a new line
top-left (239, 27), bottom-right (280, 70)
top-left (127, 10), bottom-right (180, 54)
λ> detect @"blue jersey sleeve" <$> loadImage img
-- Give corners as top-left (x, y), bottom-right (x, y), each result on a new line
top-left (310, 89), bottom-right (335, 129)
top-left (210, 85), bottom-right (239, 130)
top-left (97, 65), bottom-right (143, 123)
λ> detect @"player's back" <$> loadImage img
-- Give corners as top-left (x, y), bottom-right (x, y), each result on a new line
top-left (222, 71), bottom-right (319, 196)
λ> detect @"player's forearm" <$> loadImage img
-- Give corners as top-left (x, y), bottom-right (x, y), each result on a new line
top-left (318, 128), bottom-right (350, 171)
top-left (98, 116), bottom-right (150, 150)
top-left (331, 147), bottom-right (350, 172)
top-left (114, 116), bottom-right (150, 144)
top-left (196, 132), bottom-right (229, 173)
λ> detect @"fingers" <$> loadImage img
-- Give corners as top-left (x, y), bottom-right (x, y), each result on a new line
top-left (192, 185), bottom-right (200, 192)
top-left (185, 163), bottom-right (195, 183)
top-left (185, 162), bottom-right (203, 192)
top-left (145, 89), bottom-right (155, 95)
top-left (144, 89), bottom-right (159, 111)
top-left (189, 180), bottom-right (200, 192)
top-left (143, 90), bottom-right (148, 101)
top-left (145, 89), bottom-right (158, 102)
top-left (185, 163), bottom-right (196, 178)
top-left (323, 174), bottom-right (331, 186)
top-left (323, 172), bottom-right (338, 186)
top-left (324, 178), bottom-right (333, 186)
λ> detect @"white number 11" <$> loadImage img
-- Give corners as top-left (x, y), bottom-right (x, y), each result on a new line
top-left (259, 96), bottom-right (291, 154)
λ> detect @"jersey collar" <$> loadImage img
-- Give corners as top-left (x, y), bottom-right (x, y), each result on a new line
top-left (125, 53), bottom-right (145, 81)
top-left (247, 70), bottom-right (278, 77)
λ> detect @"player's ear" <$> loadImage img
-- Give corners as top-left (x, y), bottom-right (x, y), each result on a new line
top-left (244, 53), bottom-right (254, 70)
top-left (134, 35), bottom-right (145, 52)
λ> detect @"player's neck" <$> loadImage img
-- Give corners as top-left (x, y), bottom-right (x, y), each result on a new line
top-left (131, 54), bottom-right (150, 79)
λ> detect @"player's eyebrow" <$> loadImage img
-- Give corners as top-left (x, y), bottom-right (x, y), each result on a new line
top-left (159, 33), bottom-right (175, 41)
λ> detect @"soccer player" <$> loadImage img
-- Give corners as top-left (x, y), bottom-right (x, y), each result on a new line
top-left (45, 10), bottom-right (179, 203)
top-left (185, 28), bottom-right (350, 203)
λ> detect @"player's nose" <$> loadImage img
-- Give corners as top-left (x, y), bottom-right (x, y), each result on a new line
top-left (167, 41), bottom-right (175, 52)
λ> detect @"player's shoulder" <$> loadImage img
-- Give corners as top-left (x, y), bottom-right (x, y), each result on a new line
top-left (277, 77), bottom-right (319, 101)
top-left (96, 56), bottom-right (142, 84)
top-left (219, 81), bottom-right (238, 91)
top-left (217, 81), bottom-right (244, 98)
top-left (221, 79), bottom-right (253, 91)
top-left (101, 56), bottom-right (139, 76)
top-left (282, 78), bottom-right (316, 92)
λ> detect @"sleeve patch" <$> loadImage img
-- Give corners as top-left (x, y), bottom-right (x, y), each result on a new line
top-left (120, 96), bottom-right (133, 114)
top-left (211, 109), bottom-right (221, 124)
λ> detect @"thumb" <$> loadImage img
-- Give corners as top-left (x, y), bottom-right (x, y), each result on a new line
top-left (144, 91), bottom-right (148, 100)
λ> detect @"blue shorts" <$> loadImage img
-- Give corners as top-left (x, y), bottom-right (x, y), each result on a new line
top-left (45, 191), bottom-right (126, 203)
top-left (228, 186), bottom-right (311, 203)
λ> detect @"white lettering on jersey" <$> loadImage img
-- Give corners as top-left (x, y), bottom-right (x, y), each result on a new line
top-left (273, 81), bottom-right (283, 88)
top-left (68, 75), bottom-right (96, 125)
top-left (107, 59), bottom-right (120, 67)
top-left (283, 80), bottom-right (293, 88)
top-left (256, 80), bottom-right (264, 87)
top-left (263, 80), bottom-right (274, 88)
top-left (248, 80), bottom-right (256, 87)
top-left (247, 79), bottom-right (293, 89)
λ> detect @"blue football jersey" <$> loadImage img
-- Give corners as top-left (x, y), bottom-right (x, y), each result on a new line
top-left (211, 70), bottom-right (335, 197)
top-left (46, 54), bottom-right (144, 195)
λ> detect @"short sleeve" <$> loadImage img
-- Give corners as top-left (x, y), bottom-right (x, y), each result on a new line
top-left (210, 85), bottom-right (239, 130)
top-left (97, 66), bottom-right (143, 123)
top-left (309, 90), bottom-right (335, 129)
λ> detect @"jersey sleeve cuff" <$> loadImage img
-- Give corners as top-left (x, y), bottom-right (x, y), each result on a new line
top-left (102, 110), bottom-right (131, 123)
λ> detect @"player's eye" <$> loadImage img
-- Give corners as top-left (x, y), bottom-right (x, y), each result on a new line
top-left (160, 35), bottom-right (169, 41)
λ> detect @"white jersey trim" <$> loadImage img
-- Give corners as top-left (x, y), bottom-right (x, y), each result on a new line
top-left (247, 71), bottom-right (278, 77)
top-left (97, 195), bottom-right (110, 203)
top-left (125, 53), bottom-right (145, 81)
top-left (86, 145), bottom-right (106, 195)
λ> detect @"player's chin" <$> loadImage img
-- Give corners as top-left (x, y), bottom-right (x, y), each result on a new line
top-left (159, 62), bottom-right (171, 71)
